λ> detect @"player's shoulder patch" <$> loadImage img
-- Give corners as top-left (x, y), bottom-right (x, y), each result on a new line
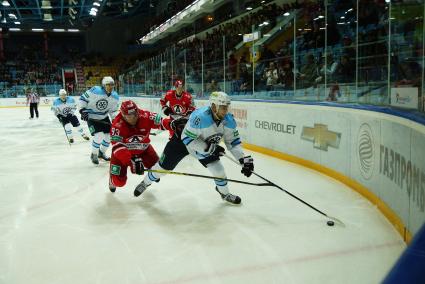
top-left (149, 112), bottom-right (161, 125)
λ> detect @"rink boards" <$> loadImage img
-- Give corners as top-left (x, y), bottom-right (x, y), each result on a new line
top-left (133, 97), bottom-right (425, 240)
top-left (2, 96), bottom-right (424, 239)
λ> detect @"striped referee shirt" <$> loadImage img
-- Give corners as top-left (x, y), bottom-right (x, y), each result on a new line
top-left (26, 93), bottom-right (40, 104)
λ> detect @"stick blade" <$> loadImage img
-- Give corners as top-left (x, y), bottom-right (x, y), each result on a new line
top-left (328, 216), bottom-right (345, 227)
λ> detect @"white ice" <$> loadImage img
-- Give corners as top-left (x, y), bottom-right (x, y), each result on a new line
top-left (0, 107), bottom-right (405, 284)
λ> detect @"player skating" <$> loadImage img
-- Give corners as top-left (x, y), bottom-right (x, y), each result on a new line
top-left (135, 91), bottom-right (254, 204)
top-left (160, 79), bottom-right (195, 136)
top-left (79, 76), bottom-right (119, 165)
top-left (52, 89), bottom-right (90, 143)
top-left (108, 100), bottom-right (182, 193)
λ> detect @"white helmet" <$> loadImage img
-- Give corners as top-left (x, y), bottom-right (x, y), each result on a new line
top-left (59, 89), bottom-right (67, 96)
top-left (102, 76), bottom-right (115, 86)
top-left (209, 91), bottom-right (231, 107)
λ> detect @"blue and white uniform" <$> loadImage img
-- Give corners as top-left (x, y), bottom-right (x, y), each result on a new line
top-left (79, 86), bottom-right (119, 120)
top-left (79, 85), bottom-right (119, 160)
top-left (181, 106), bottom-right (245, 195)
top-left (182, 106), bottom-right (244, 161)
top-left (51, 96), bottom-right (88, 141)
top-left (52, 96), bottom-right (77, 117)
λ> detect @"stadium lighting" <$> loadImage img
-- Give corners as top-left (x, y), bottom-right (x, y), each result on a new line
top-left (53, 29), bottom-right (65, 32)
top-left (93, 2), bottom-right (100, 6)
top-left (41, 0), bottom-right (52, 9)
top-left (9, 28), bottom-right (20, 31)
top-left (89, 10), bottom-right (97, 16)
top-left (1, 1), bottom-right (10, 7)
top-left (246, 7), bottom-right (252, 11)
top-left (44, 14), bottom-right (53, 21)
top-left (68, 29), bottom-right (79, 32)
top-left (14, 21), bottom-right (20, 24)
top-left (283, 12), bottom-right (290, 16)
top-left (32, 28), bottom-right (44, 32)
top-left (8, 13), bottom-right (17, 19)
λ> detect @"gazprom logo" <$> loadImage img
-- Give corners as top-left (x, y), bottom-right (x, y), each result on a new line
top-left (357, 123), bottom-right (374, 180)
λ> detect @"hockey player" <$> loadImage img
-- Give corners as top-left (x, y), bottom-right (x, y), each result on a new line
top-left (52, 89), bottom-right (90, 143)
top-left (109, 100), bottom-right (181, 194)
top-left (134, 91), bottom-right (254, 205)
top-left (79, 76), bottom-right (119, 165)
top-left (160, 80), bottom-right (195, 137)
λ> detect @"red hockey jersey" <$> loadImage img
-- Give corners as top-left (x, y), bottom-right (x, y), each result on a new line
top-left (110, 110), bottom-right (171, 159)
top-left (160, 90), bottom-right (195, 118)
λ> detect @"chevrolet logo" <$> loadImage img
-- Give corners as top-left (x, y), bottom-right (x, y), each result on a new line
top-left (301, 124), bottom-right (341, 151)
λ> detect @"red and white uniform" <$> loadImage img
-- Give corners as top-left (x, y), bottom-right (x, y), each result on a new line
top-left (160, 90), bottom-right (195, 137)
top-left (160, 90), bottom-right (195, 119)
top-left (109, 110), bottom-right (171, 188)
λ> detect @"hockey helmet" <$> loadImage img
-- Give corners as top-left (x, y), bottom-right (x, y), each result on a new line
top-left (102, 76), bottom-right (115, 86)
top-left (209, 91), bottom-right (231, 107)
top-left (174, 80), bottom-right (183, 88)
top-left (120, 100), bottom-right (139, 116)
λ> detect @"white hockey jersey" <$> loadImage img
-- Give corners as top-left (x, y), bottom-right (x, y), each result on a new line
top-left (181, 106), bottom-right (244, 161)
top-left (51, 97), bottom-right (77, 117)
top-left (79, 86), bottom-right (119, 120)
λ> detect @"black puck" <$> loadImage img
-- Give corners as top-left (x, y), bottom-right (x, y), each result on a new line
top-left (327, 220), bottom-right (335, 226)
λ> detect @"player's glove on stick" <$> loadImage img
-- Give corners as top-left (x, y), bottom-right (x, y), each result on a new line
top-left (57, 114), bottom-right (64, 123)
top-left (162, 106), bottom-right (172, 116)
top-left (239, 155), bottom-right (254, 177)
top-left (131, 157), bottom-right (144, 175)
top-left (199, 144), bottom-right (225, 167)
top-left (170, 117), bottom-right (188, 137)
top-left (79, 108), bottom-right (89, 121)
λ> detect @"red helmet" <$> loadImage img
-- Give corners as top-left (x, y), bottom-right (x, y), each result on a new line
top-left (174, 80), bottom-right (183, 88)
top-left (120, 100), bottom-right (139, 115)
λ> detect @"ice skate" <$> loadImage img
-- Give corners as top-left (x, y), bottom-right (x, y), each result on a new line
top-left (134, 181), bottom-right (150, 197)
top-left (91, 153), bottom-right (99, 165)
top-left (215, 187), bottom-right (241, 205)
top-left (98, 151), bottom-right (110, 161)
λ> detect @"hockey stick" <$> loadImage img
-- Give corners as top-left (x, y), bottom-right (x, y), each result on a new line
top-left (225, 154), bottom-right (345, 226)
top-left (61, 123), bottom-right (71, 147)
top-left (146, 169), bottom-right (272, 187)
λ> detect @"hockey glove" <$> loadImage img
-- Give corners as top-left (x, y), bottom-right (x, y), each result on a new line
top-left (57, 114), bottom-right (64, 123)
top-left (79, 108), bottom-right (89, 121)
top-left (199, 145), bottom-right (225, 167)
top-left (239, 155), bottom-right (254, 177)
top-left (131, 156), bottom-right (144, 175)
top-left (162, 106), bottom-right (172, 116)
top-left (170, 117), bottom-right (188, 137)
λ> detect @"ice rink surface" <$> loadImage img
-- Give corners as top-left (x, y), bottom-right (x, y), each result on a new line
top-left (0, 107), bottom-right (405, 284)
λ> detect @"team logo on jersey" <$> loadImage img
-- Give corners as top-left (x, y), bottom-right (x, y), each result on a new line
top-left (206, 134), bottom-right (222, 145)
top-left (128, 135), bottom-right (144, 143)
top-left (172, 104), bottom-right (184, 114)
top-left (96, 99), bottom-right (109, 110)
top-left (63, 107), bottom-right (72, 115)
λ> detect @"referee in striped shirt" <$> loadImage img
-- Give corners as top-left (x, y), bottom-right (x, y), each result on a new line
top-left (26, 88), bottom-right (40, 119)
